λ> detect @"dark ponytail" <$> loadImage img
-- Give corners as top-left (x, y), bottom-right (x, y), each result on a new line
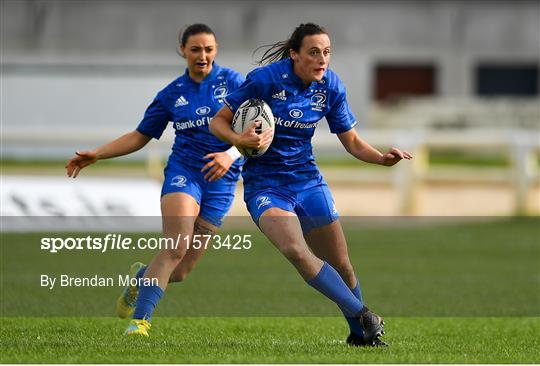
top-left (253, 23), bottom-right (328, 65)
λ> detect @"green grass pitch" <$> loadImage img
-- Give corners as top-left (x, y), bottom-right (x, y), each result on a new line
top-left (1, 317), bottom-right (538, 363)
top-left (1, 217), bottom-right (539, 363)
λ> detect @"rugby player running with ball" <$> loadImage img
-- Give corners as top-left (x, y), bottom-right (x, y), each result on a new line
top-left (210, 23), bottom-right (412, 347)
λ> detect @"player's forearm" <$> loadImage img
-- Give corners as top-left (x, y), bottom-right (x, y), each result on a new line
top-left (94, 130), bottom-right (151, 160)
top-left (345, 137), bottom-right (384, 165)
top-left (209, 116), bottom-right (240, 146)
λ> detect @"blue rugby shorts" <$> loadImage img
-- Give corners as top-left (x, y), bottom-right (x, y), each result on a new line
top-left (161, 162), bottom-right (237, 227)
top-left (245, 176), bottom-right (339, 233)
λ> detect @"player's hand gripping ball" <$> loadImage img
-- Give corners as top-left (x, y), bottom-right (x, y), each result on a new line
top-left (232, 99), bottom-right (275, 157)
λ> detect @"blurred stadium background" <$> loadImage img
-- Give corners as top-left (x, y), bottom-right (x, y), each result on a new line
top-left (1, 0), bottom-right (539, 218)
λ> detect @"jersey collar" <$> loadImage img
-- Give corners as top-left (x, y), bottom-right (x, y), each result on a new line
top-left (182, 62), bottom-right (222, 85)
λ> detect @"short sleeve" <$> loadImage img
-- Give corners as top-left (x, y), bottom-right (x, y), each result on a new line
top-left (223, 71), bottom-right (265, 113)
top-left (136, 95), bottom-right (170, 140)
top-left (228, 70), bottom-right (246, 90)
top-left (326, 90), bottom-right (357, 134)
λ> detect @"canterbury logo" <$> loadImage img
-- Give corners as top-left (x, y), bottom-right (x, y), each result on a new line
top-left (272, 90), bottom-right (287, 100)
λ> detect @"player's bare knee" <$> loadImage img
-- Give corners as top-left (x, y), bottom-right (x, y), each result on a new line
top-left (282, 245), bottom-right (310, 266)
top-left (177, 268), bottom-right (190, 282)
top-left (169, 267), bottom-right (190, 283)
top-left (194, 219), bottom-right (216, 236)
top-left (164, 246), bottom-right (187, 262)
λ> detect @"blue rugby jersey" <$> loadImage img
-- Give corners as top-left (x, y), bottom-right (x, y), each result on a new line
top-left (224, 58), bottom-right (357, 190)
top-left (137, 63), bottom-right (245, 180)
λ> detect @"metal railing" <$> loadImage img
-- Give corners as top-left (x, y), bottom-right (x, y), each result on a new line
top-left (2, 128), bottom-right (539, 215)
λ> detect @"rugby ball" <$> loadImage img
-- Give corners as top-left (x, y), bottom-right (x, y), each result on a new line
top-left (231, 99), bottom-right (274, 157)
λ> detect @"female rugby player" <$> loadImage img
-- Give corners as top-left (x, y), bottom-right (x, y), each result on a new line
top-left (210, 23), bottom-right (412, 347)
top-left (66, 24), bottom-right (255, 336)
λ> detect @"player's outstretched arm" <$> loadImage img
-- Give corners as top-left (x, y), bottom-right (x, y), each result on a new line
top-left (210, 106), bottom-right (273, 150)
top-left (337, 129), bottom-right (413, 167)
top-left (66, 130), bottom-right (152, 178)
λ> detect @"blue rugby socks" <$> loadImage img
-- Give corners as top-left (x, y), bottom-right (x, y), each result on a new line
top-left (351, 282), bottom-right (362, 303)
top-left (135, 265), bottom-right (147, 281)
top-left (345, 282), bottom-right (365, 336)
top-left (133, 284), bottom-right (163, 321)
top-left (307, 262), bottom-right (363, 317)
top-left (131, 265), bottom-right (160, 321)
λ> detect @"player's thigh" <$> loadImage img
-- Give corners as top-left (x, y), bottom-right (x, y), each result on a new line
top-left (246, 188), bottom-right (316, 260)
top-left (259, 208), bottom-right (323, 279)
top-left (259, 208), bottom-right (311, 263)
top-left (145, 193), bottom-right (200, 278)
top-left (161, 192), bottom-right (200, 238)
